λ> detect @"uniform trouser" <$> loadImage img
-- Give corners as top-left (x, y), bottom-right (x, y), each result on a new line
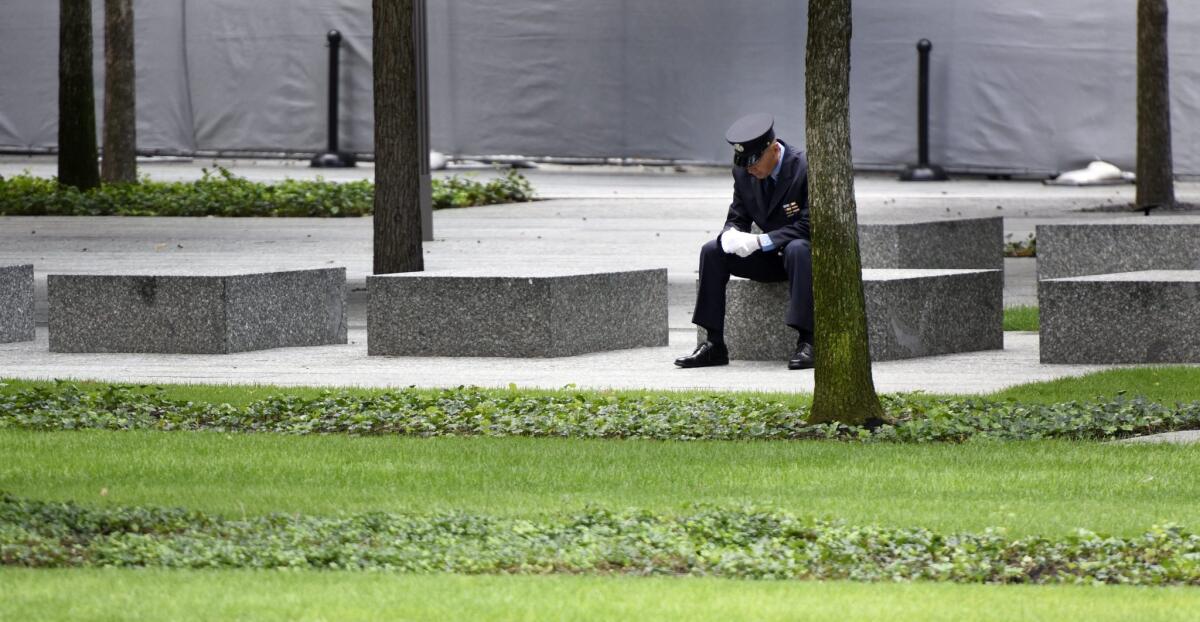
top-left (691, 237), bottom-right (814, 338)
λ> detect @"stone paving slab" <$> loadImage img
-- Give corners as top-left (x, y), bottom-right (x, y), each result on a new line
top-left (0, 328), bottom-right (1121, 395)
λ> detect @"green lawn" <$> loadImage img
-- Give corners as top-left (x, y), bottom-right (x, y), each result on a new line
top-left (3, 429), bottom-right (1197, 537)
top-left (1003, 305), bottom-right (1039, 331)
top-left (3, 570), bottom-right (1199, 622)
top-left (991, 366), bottom-right (1200, 404)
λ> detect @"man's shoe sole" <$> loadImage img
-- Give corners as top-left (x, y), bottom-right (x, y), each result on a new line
top-left (675, 359), bottom-right (730, 369)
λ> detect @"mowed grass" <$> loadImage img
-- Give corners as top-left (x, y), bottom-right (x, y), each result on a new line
top-left (1003, 304), bottom-right (1039, 331)
top-left (3, 430), bottom-right (1198, 537)
top-left (4, 569), bottom-right (1200, 622)
top-left (991, 366), bottom-right (1200, 404)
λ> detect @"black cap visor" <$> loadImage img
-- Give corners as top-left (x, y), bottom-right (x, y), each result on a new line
top-left (733, 143), bottom-right (768, 168)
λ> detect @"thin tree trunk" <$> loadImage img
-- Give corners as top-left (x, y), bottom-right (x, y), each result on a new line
top-left (58, 0), bottom-right (100, 190)
top-left (805, 0), bottom-right (885, 426)
top-left (373, 0), bottom-right (424, 274)
top-left (1136, 0), bottom-right (1175, 209)
top-left (101, 0), bottom-right (136, 184)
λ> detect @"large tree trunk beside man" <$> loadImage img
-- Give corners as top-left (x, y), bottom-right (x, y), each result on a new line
top-left (805, 0), bottom-right (885, 426)
top-left (677, 1), bottom-right (885, 427)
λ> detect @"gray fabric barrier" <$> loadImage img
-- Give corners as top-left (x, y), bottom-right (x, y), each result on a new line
top-left (2, 0), bottom-right (1198, 174)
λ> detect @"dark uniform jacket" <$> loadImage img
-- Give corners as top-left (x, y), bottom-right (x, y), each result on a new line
top-left (722, 139), bottom-right (810, 249)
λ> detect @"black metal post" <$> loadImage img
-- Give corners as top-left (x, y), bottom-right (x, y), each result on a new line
top-left (900, 39), bottom-right (947, 181)
top-left (415, 0), bottom-right (433, 240)
top-left (312, 29), bottom-right (356, 168)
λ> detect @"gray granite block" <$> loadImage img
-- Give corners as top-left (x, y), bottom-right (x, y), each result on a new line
top-left (859, 217), bottom-right (1003, 270)
top-left (48, 268), bottom-right (346, 353)
top-left (703, 269), bottom-right (1003, 362)
top-left (368, 268), bottom-right (668, 357)
top-left (1039, 270), bottom-right (1200, 364)
top-left (1037, 220), bottom-right (1200, 279)
top-left (0, 264), bottom-right (35, 343)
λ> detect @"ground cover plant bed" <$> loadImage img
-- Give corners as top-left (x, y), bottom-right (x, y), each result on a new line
top-left (2, 431), bottom-right (1197, 536)
top-left (6, 370), bottom-right (1200, 612)
top-left (0, 167), bottom-right (534, 216)
top-left (3, 494), bottom-right (1199, 586)
top-left (3, 380), bottom-right (1200, 443)
top-left (7, 570), bottom-right (1200, 622)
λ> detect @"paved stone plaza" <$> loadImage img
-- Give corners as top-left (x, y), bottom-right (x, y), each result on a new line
top-left (2, 156), bottom-right (1198, 393)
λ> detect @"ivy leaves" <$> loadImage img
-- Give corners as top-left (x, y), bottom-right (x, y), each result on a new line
top-left (1, 383), bottom-right (1197, 443)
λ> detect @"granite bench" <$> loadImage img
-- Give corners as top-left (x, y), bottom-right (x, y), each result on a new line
top-left (705, 269), bottom-right (1003, 362)
top-left (1036, 220), bottom-right (1200, 279)
top-left (1, 264), bottom-right (35, 343)
top-left (1039, 270), bottom-right (1200, 364)
top-left (48, 268), bottom-right (347, 353)
top-left (368, 268), bottom-right (668, 357)
top-left (858, 216), bottom-right (1004, 270)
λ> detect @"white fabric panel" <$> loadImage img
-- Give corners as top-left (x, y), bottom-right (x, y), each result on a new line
top-left (1, 0), bottom-right (1198, 174)
top-left (128, 0), bottom-right (196, 153)
top-left (182, 0), bottom-right (372, 153)
top-left (0, 0), bottom-right (72, 150)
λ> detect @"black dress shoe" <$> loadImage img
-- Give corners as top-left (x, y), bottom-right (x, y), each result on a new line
top-left (674, 341), bottom-right (729, 368)
top-left (788, 342), bottom-right (814, 370)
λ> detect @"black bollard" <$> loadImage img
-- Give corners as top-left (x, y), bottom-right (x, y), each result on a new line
top-left (312, 30), bottom-right (356, 168)
top-left (900, 39), bottom-right (947, 181)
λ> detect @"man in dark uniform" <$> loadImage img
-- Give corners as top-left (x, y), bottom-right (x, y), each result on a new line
top-left (674, 112), bottom-right (814, 370)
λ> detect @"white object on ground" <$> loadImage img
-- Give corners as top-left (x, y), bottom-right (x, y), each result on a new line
top-left (1044, 160), bottom-right (1135, 186)
top-left (430, 151), bottom-right (448, 170)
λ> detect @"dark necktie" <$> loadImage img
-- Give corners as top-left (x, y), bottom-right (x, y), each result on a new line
top-left (764, 176), bottom-right (776, 201)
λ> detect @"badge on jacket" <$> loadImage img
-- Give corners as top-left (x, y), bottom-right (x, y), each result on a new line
top-left (784, 201), bottom-right (801, 217)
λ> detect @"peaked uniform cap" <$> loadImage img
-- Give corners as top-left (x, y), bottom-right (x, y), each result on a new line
top-left (725, 113), bottom-right (775, 167)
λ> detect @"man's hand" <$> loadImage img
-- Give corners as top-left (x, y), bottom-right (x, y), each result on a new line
top-left (720, 229), bottom-right (761, 258)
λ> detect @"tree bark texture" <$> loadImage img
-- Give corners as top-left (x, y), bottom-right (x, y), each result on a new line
top-left (58, 0), bottom-right (101, 190)
top-left (373, 0), bottom-right (424, 274)
top-left (805, 0), bottom-right (885, 426)
top-left (1136, 0), bottom-right (1175, 209)
top-left (101, 0), bottom-right (136, 184)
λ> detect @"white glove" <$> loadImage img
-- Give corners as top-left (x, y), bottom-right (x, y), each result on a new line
top-left (720, 229), bottom-right (761, 258)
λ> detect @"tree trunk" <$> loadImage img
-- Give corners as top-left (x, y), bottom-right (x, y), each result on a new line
top-left (101, 0), bottom-right (136, 184)
top-left (805, 0), bottom-right (885, 426)
top-left (58, 0), bottom-right (100, 190)
top-left (373, 0), bottom-right (424, 274)
top-left (1136, 0), bottom-right (1175, 209)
